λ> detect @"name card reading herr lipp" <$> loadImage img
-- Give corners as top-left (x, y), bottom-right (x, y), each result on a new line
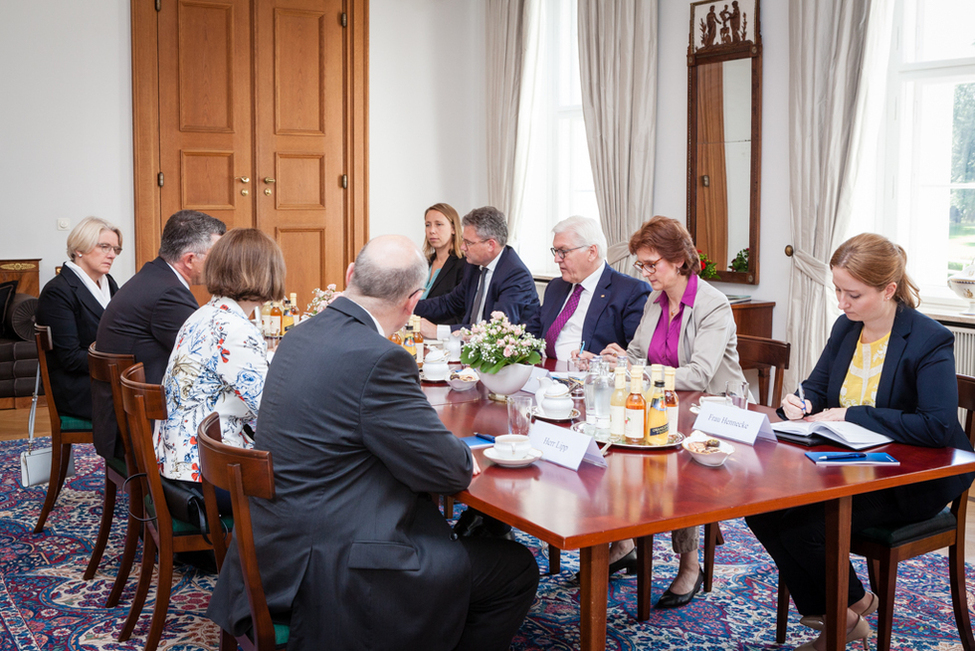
top-left (691, 403), bottom-right (775, 446)
top-left (528, 420), bottom-right (607, 471)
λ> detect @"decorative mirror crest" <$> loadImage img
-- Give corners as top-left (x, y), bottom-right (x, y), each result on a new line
top-left (687, 0), bottom-right (762, 285)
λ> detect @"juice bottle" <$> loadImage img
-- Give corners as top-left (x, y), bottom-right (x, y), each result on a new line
top-left (664, 366), bottom-right (679, 434)
top-left (624, 365), bottom-right (646, 444)
top-left (645, 376), bottom-right (669, 445)
top-left (609, 367), bottom-right (627, 442)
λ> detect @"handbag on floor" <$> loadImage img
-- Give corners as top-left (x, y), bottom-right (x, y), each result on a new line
top-left (20, 365), bottom-right (74, 487)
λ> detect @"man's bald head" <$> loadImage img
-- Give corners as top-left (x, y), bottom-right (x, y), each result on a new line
top-left (347, 235), bottom-right (428, 304)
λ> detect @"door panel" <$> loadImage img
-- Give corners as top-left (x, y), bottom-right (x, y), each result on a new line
top-left (158, 0), bottom-right (254, 234)
top-left (256, 0), bottom-right (346, 306)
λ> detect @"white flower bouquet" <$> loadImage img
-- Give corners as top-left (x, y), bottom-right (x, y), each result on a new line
top-left (460, 311), bottom-right (543, 374)
top-left (306, 284), bottom-right (343, 316)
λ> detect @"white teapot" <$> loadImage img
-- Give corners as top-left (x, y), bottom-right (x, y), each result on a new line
top-left (444, 333), bottom-right (463, 361)
top-left (948, 258), bottom-right (975, 315)
top-left (423, 348), bottom-right (449, 381)
top-left (534, 378), bottom-right (573, 419)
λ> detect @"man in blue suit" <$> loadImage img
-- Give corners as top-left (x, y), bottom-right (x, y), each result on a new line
top-left (416, 206), bottom-right (540, 339)
top-left (540, 216), bottom-right (650, 360)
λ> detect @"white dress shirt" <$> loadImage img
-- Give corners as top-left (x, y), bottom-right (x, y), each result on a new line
top-left (553, 263), bottom-right (605, 360)
top-left (436, 250), bottom-right (503, 340)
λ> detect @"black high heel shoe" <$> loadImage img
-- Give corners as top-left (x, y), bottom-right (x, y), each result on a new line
top-left (655, 568), bottom-right (704, 609)
top-left (572, 548), bottom-right (637, 583)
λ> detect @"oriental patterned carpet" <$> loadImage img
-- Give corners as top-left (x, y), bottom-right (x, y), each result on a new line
top-left (0, 438), bottom-right (971, 650)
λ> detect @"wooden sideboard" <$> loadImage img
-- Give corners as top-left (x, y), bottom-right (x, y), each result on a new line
top-left (0, 259), bottom-right (41, 297)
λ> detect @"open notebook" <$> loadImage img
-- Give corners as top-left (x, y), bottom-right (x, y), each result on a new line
top-left (771, 420), bottom-right (892, 450)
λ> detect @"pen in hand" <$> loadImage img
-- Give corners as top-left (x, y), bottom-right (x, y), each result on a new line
top-left (797, 383), bottom-right (807, 415)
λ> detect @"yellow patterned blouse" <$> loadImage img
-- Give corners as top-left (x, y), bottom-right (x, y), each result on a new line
top-left (839, 331), bottom-right (891, 408)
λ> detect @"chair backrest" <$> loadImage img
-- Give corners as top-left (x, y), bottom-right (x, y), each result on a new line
top-left (88, 343), bottom-right (138, 471)
top-left (735, 334), bottom-right (791, 406)
top-left (33, 324), bottom-right (62, 435)
top-left (953, 373), bottom-right (975, 525)
top-left (197, 412), bottom-right (278, 651)
top-left (119, 363), bottom-right (174, 533)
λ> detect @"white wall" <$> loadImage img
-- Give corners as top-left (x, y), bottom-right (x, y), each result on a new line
top-left (368, 0), bottom-right (488, 247)
top-left (0, 0), bottom-right (135, 287)
top-left (655, 0), bottom-right (791, 340)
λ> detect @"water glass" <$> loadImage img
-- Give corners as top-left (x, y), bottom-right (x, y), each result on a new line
top-left (508, 395), bottom-right (533, 436)
top-left (726, 380), bottom-right (749, 410)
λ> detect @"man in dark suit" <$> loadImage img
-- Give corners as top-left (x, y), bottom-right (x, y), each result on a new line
top-left (541, 216), bottom-right (650, 360)
top-left (92, 210), bottom-right (226, 459)
top-left (415, 206), bottom-right (541, 339)
top-left (208, 235), bottom-right (538, 650)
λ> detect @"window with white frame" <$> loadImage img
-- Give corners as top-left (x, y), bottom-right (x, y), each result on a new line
top-left (518, 0), bottom-right (599, 278)
top-left (874, 0), bottom-right (975, 306)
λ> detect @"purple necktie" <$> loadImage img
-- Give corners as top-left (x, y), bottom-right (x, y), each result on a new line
top-left (545, 284), bottom-right (583, 359)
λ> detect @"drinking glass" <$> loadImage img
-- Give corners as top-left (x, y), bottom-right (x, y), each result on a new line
top-left (726, 380), bottom-right (750, 410)
top-left (508, 395), bottom-right (533, 436)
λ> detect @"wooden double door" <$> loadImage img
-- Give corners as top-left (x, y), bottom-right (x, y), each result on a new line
top-left (132, 0), bottom-right (367, 304)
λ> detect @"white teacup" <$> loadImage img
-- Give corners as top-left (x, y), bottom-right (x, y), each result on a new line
top-left (423, 348), bottom-right (449, 381)
top-left (493, 434), bottom-right (532, 460)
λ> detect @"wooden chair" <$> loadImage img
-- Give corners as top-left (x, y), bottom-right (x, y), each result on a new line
top-left (774, 373), bottom-right (975, 651)
top-left (700, 335), bottom-right (792, 596)
top-left (32, 324), bottom-right (94, 533)
top-left (198, 412), bottom-right (289, 651)
top-left (118, 363), bottom-right (231, 651)
top-left (84, 344), bottom-right (140, 607)
top-left (736, 334), bottom-right (792, 407)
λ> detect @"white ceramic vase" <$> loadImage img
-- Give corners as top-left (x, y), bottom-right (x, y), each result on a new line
top-left (478, 363), bottom-right (533, 399)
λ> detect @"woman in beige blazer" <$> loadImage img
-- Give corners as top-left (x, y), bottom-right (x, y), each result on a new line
top-left (599, 216), bottom-right (747, 609)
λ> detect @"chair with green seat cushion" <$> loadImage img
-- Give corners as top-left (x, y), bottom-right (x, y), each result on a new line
top-left (85, 345), bottom-right (140, 608)
top-left (32, 324), bottom-right (94, 533)
top-left (118, 363), bottom-right (232, 651)
top-left (198, 411), bottom-right (290, 651)
top-left (775, 373), bottom-right (975, 651)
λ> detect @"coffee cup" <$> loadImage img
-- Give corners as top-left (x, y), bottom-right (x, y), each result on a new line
top-left (493, 434), bottom-right (532, 460)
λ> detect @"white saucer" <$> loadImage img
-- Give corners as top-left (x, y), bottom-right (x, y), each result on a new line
top-left (483, 447), bottom-right (543, 468)
top-left (530, 407), bottom-right (580, 422)
top-left (689, 405), bottom-right (700, 415)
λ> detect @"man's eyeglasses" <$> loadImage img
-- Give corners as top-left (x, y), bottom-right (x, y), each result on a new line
top-left (633, 257), bottom-right (662, 273)
top-left (462, 238), bottom-right (488, 248)
top-left (550, 245), bottom-right (588, 260)
top-left (95, 243), bottom-right (123, 255)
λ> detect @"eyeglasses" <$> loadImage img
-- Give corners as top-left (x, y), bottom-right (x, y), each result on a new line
top-left (550, 245), bottom-right (588, 260)
top-left (95, 243), bottom-right (123, 255)
top-left (633, 257), bottom-right (662, 273)
top-left (462, 238), bottom-right (488, 248)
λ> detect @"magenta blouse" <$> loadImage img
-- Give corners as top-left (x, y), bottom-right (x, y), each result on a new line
top-left (646, 274), bottom-right (698, 368)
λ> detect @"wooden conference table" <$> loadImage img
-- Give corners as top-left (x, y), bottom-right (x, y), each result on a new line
top-left (421, 364), bottom-right (975, 651)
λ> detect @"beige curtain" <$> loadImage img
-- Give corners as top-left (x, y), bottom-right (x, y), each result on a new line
top-left (486, 0), bottom-right (540, 240)
top-left (785, 0), bottom-right (892, 387)
top-left (577, 0), bottom-right (657, 275)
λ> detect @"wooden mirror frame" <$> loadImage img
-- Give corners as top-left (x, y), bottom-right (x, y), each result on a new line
top-left (687, 0), bottom-right (762, 285)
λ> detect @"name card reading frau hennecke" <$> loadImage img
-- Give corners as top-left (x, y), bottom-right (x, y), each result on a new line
top-left (528, 420), bottom-right (607, 471)
top-left (691, 402), bottom-right (775, 446)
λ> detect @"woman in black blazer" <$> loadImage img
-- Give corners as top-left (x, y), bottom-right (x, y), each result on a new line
top-left (421, 203), bottom-right (466, 324)
top-left (747, 234), bottom-right (975, 651)
top-left (36, 217), bottom-right (122, 421)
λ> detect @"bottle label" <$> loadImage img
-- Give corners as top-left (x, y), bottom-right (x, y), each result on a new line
top-left (624, 409), bottom-right (644, 441)
top-left (269, 316), bottom-right (282, 336)
top-left (647, 422), bottom-right (669, 438)
top-left (415, 342), bottom-right (424, 365)
top-left (667, 406), bottom-right (679, 432)
top-left (610, 405), bottom-right (625, 436)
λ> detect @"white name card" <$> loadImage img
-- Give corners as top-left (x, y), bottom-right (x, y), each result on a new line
top-left (691, 403), bottom-right (775, 446)
top-left (528, 420), bottom-right (607, 471)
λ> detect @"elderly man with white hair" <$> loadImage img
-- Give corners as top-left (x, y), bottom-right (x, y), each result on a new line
top-left (540, 216), bottom-right (651, 360)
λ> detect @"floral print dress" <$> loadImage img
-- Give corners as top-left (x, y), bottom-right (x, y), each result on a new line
top-left (156, 296), bottom-right (266, 482)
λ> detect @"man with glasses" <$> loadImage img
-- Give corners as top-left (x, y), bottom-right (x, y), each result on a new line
top-left (415, 206), bottom-right (540, 338)
top-left (540, 216), bottom-right (650, 360)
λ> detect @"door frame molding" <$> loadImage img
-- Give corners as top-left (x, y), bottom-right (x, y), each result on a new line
top-left (130, 0), bottom-right (369, 269)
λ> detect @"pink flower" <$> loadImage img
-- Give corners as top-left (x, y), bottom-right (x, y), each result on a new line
top-left (503, 346), bottom-right (513, 357)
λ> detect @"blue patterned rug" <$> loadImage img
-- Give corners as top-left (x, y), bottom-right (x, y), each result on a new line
top-left (0, 438), bottom-right (971, 650)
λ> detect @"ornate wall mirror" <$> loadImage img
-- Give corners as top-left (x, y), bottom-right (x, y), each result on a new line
top-left (687, 0), bottom-right (762, 284)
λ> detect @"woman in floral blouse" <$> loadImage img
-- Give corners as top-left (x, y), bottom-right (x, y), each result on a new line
top-left (156, 228), bottom-right (286, 508)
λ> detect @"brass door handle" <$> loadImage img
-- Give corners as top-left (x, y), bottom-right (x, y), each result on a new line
top-left (264, 177), bottom-right (276, 184)
top-left (236, 176), bottom-right (250, 183)
top-left (264, 188), bottom-right (272, 195)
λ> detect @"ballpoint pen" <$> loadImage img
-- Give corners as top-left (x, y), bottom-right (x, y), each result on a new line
top-left (817, 452), bottom-right (867, 461)
top-left (474, 432), bottom-right (496, 444)
top-left (797, 383), bottom-right (807, 415)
